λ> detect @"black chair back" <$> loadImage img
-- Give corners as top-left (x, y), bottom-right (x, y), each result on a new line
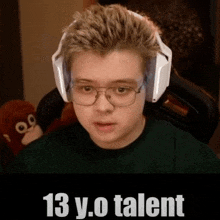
top-left (145, 68), bottom-right (219, 143)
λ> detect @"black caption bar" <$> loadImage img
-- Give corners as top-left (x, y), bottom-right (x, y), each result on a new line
top-left (0, 174), bottom-right (220, 219)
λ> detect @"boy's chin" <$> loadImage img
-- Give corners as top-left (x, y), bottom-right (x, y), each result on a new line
top-left (89, 132), bottom-right (129, 150)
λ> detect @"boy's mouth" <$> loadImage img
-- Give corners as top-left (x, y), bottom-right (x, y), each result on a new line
top-left (93, 122), bottom-right (116, 132)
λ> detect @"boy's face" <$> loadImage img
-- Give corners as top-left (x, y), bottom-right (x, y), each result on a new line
top-left (71, 50), bottom-right (146, 149)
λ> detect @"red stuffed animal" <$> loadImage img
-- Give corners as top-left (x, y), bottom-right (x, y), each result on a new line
top-left (0, 100), bottom-right (43, 156)
top-left (45, 102), bottom-right (78, 134)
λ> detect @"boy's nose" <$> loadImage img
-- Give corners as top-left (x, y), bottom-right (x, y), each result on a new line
top-left (93, 92), bottom-right (114, 113)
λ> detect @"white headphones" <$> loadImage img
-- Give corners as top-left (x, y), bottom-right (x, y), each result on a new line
top-left (52, 9), bottom-right (172, 103)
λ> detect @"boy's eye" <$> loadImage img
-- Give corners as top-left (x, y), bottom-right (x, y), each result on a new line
top-left (115, 87), bottom-right (132, 94)
top-left (83, 86), bottom-right (93, 92)
top-left (75, 85), bottom-right (94, 93)
top-left (117, 87), bottom-right (127, 93)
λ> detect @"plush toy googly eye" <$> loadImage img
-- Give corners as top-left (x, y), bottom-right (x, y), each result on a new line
top-left (28, 114), bottom-right (36, 126)
top-left (15, 122), bottom-right (28, 134)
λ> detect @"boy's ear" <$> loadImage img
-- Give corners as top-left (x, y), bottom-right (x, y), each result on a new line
top-left (3, 134), bottom-right (11, 143)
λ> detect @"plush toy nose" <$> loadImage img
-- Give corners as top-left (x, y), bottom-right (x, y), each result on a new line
top-left (27, 126), bottom-right (34, 132)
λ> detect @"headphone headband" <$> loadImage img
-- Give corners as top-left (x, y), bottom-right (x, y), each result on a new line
top-left (52, 9), bottom-right (172, 103)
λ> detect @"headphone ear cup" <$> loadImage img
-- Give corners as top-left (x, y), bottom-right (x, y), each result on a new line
top-left (145, 53), bottom-right (171, 102)
top-left (52, 31), bottom-right (72, 103)
top-left (145, 57), bottom-right (156, 102)
top-left (153, 53), bottom-right (171, 101)
top-left (52, 56), bottom-right (70, 102)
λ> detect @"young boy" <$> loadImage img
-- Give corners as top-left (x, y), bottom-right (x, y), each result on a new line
top-left (7, 4), bottom-right (220, 173)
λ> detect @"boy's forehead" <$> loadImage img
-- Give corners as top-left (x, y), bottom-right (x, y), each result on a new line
top-left (71, 50), bottom-right (145, 84)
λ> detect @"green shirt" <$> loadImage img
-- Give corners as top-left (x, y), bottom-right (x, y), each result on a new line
top-left (6, 118), bottom-right (220, 173)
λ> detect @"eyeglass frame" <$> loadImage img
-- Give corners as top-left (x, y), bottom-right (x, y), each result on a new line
top-left (69, 81), bottom-right (146, 107)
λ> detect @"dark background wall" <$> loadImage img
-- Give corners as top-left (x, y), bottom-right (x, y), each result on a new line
top-left (0, 1), bottom-right (85, 107)
top-left (0, 1), bottom-right (23, 106)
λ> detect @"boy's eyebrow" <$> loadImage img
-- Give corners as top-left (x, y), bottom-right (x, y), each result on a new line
top-left (74, 79), bottom-right (93, 83)
top-left (74, 78), bottom-right (139, 86)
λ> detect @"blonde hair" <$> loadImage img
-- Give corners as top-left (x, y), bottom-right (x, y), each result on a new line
top-left (58, 4), bottom-right (161, 72)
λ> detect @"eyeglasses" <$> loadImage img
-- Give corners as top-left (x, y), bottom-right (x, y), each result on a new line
top-left (70, 83), bottom-right (144, 107)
